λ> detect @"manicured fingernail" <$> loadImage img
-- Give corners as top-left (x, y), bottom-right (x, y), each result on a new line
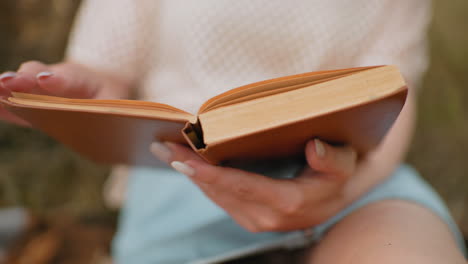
top-left (36, 71), bottom-right (53, 80)
top-left (171, 161), bottom-right (195, 177)
top-left (150, 142), bottom-right (172, 163)
top-left (0, 72), bottom-right (16, 82)
top-left (314, 139), bottom-right (326, 158)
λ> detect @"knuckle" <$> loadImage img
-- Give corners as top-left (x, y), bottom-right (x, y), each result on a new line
top-left (49, 64), bottom-right (67, 74)
top-left (306, 155), bottom-right (326, 172)
top-left (336, 170), bottom-right (352, 182)
top-left (200, 170), bottom-right (219, 184)
top-left (244, 223), bottom-right (261, 233)
top-left (256, 215), bottom-right (284, 232)
top-left (277, 192), bottom-right (305, 216)
top-left (233, 217), bottom-right (260, 233)
top-left (330, 147), bottom-right (357, 176)
top-left (232, 184), bottom-right (252, 199)
top-left (191, 165), bottom-right (219, 184)
top-left (19, 60), bottom-right (43, 71)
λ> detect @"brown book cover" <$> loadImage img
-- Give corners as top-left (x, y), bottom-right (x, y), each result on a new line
top-left (0, 65), bottom-right (407, 167)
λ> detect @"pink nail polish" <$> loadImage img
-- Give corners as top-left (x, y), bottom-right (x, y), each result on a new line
top-left (0, 72), bottom-right (17, 83)
top-left (36, 72), bottom-right (53, 80)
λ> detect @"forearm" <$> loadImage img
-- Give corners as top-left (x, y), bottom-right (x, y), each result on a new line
top-left (342, 88), bottom-right (416, 204)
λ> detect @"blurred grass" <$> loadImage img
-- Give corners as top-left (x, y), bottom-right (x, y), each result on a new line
top-left (408, 0), bottom-right (468, 234)
top-left (0, 0), bottom-right (110, 219)
top-left (0, 0), bottom-right (467, 236)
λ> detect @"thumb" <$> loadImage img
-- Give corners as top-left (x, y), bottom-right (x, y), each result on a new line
top-left (293, 140), bottom-right (357, 200)
top-left (304, 139), bottom-right (357, 180)
top-left (37, 63), bottom-right (101, 99)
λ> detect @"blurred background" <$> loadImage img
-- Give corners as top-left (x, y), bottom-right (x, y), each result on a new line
top-left (0, 0), bottom-right (467, 263)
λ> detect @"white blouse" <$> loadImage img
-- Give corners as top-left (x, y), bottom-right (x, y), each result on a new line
top-left (67, 0), bottom-right (431, 114)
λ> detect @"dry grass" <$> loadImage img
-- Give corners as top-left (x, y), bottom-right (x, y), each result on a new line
top-left (0, 0), bottom-right (466, 262)
top-left (408, 0), bottom-right (468, 234)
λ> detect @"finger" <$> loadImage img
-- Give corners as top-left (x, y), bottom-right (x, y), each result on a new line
top-left (164, 142), bottom-right (206, 162)
top-left (17, 60), bottom-right (48, 74)
top-left (0, 72), bottom-right (17, 95)
top-left (171, 159), bottom-right (298, 206)
top-left (15, 61), bottom-right (50, 93)
top-left (196, 183), bottom-right (288, 232)
top-left (1, 61), bottom-right (49, 94)
top-left (153, 143), bottom-right (302, 230)
top-left (305, 139), bottom-right (357, 180)
top-left (293, 165), bottom-right (346, 204)
top-left (188, 179), bottom-right (278, 232)
top-left (1, 71), bottom-right (41, 94)
top-left (38, 63), bottom-right (100, 98)
top-left (150, 141), bottom-right (205, 164)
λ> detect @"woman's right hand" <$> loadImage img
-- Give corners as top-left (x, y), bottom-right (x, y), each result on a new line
top-left (0, 61), bottom-right (131, 126)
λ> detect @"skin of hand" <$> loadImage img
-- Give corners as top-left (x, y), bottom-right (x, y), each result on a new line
top-left (0, 60), bottom-right (131, 126)
top-left (150, 139), bottom-right (358, 232)
top-left (149, 90), bottom-right (416, 232)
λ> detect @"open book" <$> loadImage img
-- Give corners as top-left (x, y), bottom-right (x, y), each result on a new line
top-left (0, 65), bottom-right (407, 166)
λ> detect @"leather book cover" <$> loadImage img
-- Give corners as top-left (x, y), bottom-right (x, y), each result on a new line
top-left (1, 99), bottom-right (188, 167)
top-left (194, 88), bottom-right (407, 164)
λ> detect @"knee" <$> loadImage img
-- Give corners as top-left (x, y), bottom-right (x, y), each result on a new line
top-left (305, 200), bottom-right (466, 264)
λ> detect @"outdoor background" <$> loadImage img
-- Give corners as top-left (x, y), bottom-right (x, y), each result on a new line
top-left (0, 0), bottom-right (467, 263)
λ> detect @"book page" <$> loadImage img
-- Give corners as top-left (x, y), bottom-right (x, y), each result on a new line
top-left (9, 93), bottom-right (195, 122)
top-left (198, 66), bottom-right (378, 113)
top-left (199, 66), bottom-right (405, 146)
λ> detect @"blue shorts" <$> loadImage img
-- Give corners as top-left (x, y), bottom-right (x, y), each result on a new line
top-left (113, 164), bottom-right (466, 263)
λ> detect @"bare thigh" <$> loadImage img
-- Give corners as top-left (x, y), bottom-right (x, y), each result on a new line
top-left (307, 200), bottom-right (466, 264)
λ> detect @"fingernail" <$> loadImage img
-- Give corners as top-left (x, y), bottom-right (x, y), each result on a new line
top-left (150, 142), bottom-right (172, 163)
top-left (36, 71), bottom-right (53, 80)
top-left (0, 72), bottom-right (16, 82)
top-left (314, 139), bottom-right (326, 158)
top-left (171, 161), bottom-right (195, 177)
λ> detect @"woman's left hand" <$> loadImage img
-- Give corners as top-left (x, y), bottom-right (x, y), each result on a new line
top-left (150, 139), bottom-right (357, 232)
